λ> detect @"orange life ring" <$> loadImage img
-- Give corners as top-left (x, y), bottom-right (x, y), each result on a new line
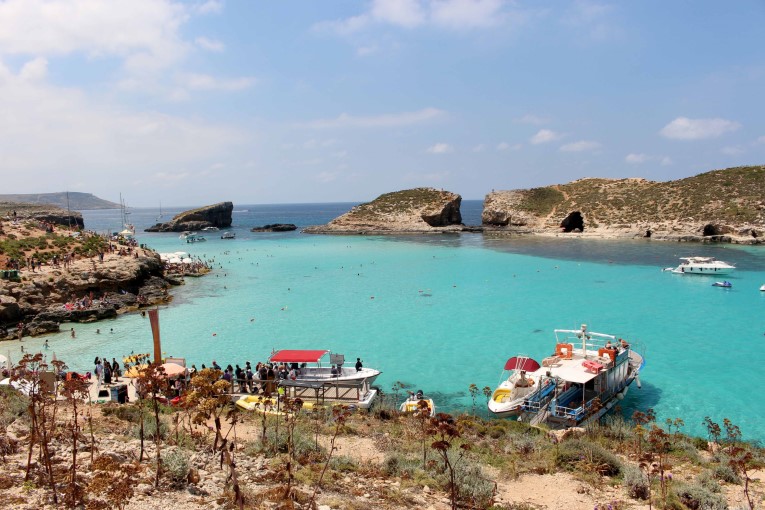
top-left (598, 348), bottom-right (617, 362)
top-left (555, 343), bottom-right (574, 359)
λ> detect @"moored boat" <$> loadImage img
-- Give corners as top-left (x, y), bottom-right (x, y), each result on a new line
top-left (399, 390), bottom-right (435, 417)
top-left (712, 281), bottom-right (732, 288)
top-left (669, 256), bottom-right (735, 275)
top-left (512, 324), bottom-right (644, 429)
top-left (268, 349), bottom-right (381, 385)
top-left (488, 356), bottom-right (554, 418)
top-left (221, 231), bottom-right (236, 239)
top-left (186, 234), bottom-right (206, 243)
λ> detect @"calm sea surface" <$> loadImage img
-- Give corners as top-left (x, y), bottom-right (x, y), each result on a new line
top-left (7, 201), bottom-right (765, 441)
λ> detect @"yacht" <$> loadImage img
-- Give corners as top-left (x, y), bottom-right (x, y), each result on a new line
top-left (669, 257), bottom-right (735, 275)
top-left (498, 324), bottom-right (644, 429)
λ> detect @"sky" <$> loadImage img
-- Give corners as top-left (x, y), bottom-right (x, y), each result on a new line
top-left (0, 0), bottom-right (764, 207)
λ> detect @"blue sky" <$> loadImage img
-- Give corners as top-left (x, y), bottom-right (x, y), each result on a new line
top-left (1, 0), bottom-right (763, 206)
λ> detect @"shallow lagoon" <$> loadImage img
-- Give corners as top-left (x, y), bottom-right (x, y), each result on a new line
top-left (7, 203), bottom-right (765, 441)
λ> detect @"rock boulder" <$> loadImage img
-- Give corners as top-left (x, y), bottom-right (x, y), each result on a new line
top-left (145, 202), bottom-right (233, 232)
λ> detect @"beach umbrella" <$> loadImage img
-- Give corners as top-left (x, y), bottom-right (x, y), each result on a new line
top-left (160, 362), bottom-right (186, 378)
top-left (181, 257), bottom-right (193, 264)
top-left (503, 356), bottom-right (541, 372)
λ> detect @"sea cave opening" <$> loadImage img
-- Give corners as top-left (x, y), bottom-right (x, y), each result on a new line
top-left (560, 211), bottom-right (584, 233)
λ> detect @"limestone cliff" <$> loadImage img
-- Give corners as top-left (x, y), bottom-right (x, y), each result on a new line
top-left (0, 202), bottom-right (84, 229)
top-left (482, 165), bottom-right (765, 244)
top-left (145, 201), bottom-right (233, 232)
top-left (304, 188), bottom-right (463, 234)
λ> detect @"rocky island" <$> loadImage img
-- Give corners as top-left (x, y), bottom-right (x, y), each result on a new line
top-left (145, 201), bottom-right (233, 232)
top-left (250, 223), bottom-right (297, 232)
top-left (304, 187), bottom-right (465, 234)
top-left (483, 165), bottom-right (765, 244)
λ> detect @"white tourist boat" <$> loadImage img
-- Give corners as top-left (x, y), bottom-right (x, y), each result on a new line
top-left (267, 349), bottom-right (380, 409)
top-left (669, 256), bottom-right (735, 275)
top-left (488, 356), bottom-right (554, 418)
top-left (399, 390), bottom-right (435, 417)
top-left (179, 231), bottom-right (192, 240)
top-left (186, 234), bottom-right (206, 243)
top-left (202, 226), bottom-right (219, 232)
top-left (507, 324), bottom-right (644, 429)
top-left (269, 349), bottom-right (381, 385)
top-left (221, 231), bottom-right (236, 239)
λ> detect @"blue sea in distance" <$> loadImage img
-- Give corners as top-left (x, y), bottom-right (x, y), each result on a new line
top-left (6, 201), bottom-right (765, 442)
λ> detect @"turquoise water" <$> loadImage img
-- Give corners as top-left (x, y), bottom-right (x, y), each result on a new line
top-left (6, 203), bottom-right (765, 442)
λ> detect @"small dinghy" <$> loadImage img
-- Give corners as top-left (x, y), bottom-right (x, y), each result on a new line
top-left (760, 284), bottom-right (765, 292)
top-left (399, 390), bottom-right (435, 417)
top-left (712, 281), bottom-right (732, 288)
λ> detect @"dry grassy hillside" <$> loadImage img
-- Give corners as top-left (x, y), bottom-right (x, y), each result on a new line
top-left (485, 165), bottom-right (765, 239)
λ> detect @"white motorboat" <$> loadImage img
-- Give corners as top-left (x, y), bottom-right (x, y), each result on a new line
top-left (186, 234), bottom-right (206, 243)
top-left (179, 231), bottom-right (193, 240)
top-left (488, 356), bottom-right (553, 418)
top-left (760, 284), bottom-right (765, 292)
top-left (221, 232), bottom-right (236, 239)
top-left (512, 324), bottom-right (644, 429)
top-left (399, 390), bottom-right (435, 417)
top-left (712, 281), bottom-right (732, 288)
top-left (202, 226), bottom-right (219, 232)
top-left (670, 256), bottom-right (735, 275)
top-left (268, 349), bottom-right (381, 385)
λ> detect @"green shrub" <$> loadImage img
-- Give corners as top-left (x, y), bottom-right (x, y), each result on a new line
top-left (556, 438), bottom-right (622, 476)
top-left (383, 453), bottom-right (423, 479)
top-left (674, 482), bottom-right (727, 510)
top-left (711, 463), bottom-right (740, 484)
top-left (329, 455), bottom-right (358, 473)
top-left (696, 470), bottom-right (722, 493)
top-left (622, 464), bottom-right (649, 500)
top-left (454, 463), bottom-right (496, 509)
top-left (131, 414), bottom-right (168, 441)
top-left (162, 449), bottom-right (190, 485)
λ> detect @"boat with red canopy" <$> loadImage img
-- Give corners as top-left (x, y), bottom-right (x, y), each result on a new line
top-left (488, 355), bottom-right (554, 418)
top-left (269, 349), bottom-right (381, 385)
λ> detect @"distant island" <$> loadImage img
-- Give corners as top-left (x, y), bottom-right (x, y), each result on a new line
top-left (145, 202), bottom-right (233, 232)
top-left (305, 165), bottom-right (764, 244)
top-left (0, 192), bottom-right (120, 210)
top-left (483, 165), bottom-right (764, 244)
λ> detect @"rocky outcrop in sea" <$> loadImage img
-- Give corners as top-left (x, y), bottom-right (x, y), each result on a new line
top-left (144, 202), bottom-right (233, 232)
top-left (304, 188), bottom-right (465, 234)
top-left (250, 223), bottom-right (297, 232)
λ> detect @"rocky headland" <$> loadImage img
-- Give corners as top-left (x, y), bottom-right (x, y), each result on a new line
top-left (304, 188), bottom-right (464, 234)
top-left (482, 165), bottom-right (765, 244)
top-left (250, 223), bottom-right (298, 232)
top-left (0, 216), bottom-right (177, 340)
top-left (0, 192), bottom-right (120, 210)
top-left (0, 202), bottom-right (84, 229)
top-left (145, 202), bottom-right (233, 233)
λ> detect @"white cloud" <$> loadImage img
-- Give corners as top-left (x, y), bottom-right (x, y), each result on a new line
top-left (515, 114), bottom-right (550, 125)
top-left (430, 0), bottom-right (505, 29)
top-left (317, 0), bottom-right (513, 33)
top-left (625, 153), bottom-right (649, 164)
top-left (660, 157), bottom-right (672, 166)
top-left (721, 145), bottom-right (745, 156)
top-left (356, 45), bottom-right (379, 56)
top-left (298, 107), bottom-right (445, 129)
top-left (371, 0), bottom-right (426, 28)
top-left (180, 73), bottom-right (256, 91)
top-left (755, 135), bottom-right (765, 145)
top-left (427, 143), bottom-right (453, 154)
top-left (195, 0), bottom-right (223, 15)
top-left (195, 36), bottom-right (224, 52)
top-left (472, 144), bottom-right (486, 152)
top-left (0, 0), bottom-right (190, 72)
top-left (0, 62), bottom-right (246, 186)
top-left (530, 129), bottom-right (561, 144)
top-left (559, 140), bottom-right (600, 152)
top-left (316, 171), bottom-right (340, 183)
top-left (19, 57), bottom-right (48, 82)
top-left (660, 117), bottom-right (740, 140)
top-left (496, 142), bottom-right (521, 151)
